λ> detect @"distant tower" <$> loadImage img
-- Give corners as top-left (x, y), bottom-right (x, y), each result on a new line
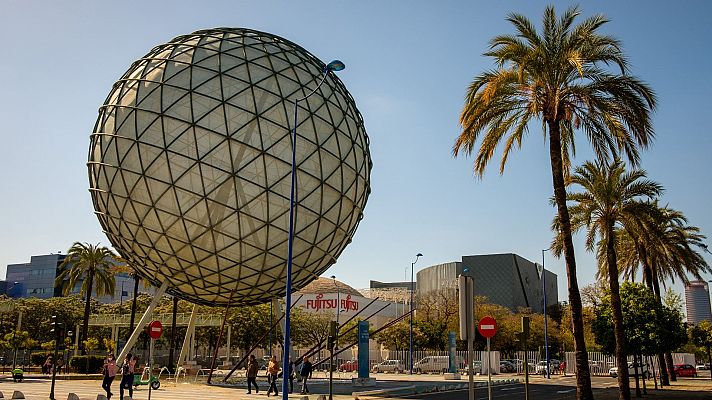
top-left (685, 280), bottom-right (712, 324)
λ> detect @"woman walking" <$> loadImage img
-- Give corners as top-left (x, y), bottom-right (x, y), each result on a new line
top-left (246, 354), bottom-right (259, 394)
top-left (101, 353), bottom-right (117, 399)
top-left (266, 355), bottom-right (280, 397)
top-left (119, 353), bottom-right (136, 400)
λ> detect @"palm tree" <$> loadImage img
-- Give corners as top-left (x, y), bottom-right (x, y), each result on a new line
top-left (617, 204), bottom-right (710, 383)
top-left (453, 6), bottom-right (656, 399)
top-left (563, 159), bottom-right (661, 400)
top-left (55, 242), bottom-right (117, 353)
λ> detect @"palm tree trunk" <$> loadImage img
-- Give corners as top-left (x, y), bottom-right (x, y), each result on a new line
top-left (548, 121), bottom-right (593, 400)
top-left (640, 252), bottom-right (670, 386)
top-left (81, 271), bottom-right (95, 355)
top-left (606, 223), bottom-right (631, 400)
top-left (128, 274), bottom-right (139, 337)
top-left (650, 268), bottom-right (676, 382)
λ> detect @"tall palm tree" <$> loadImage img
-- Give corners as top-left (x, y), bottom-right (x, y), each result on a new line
top-left (617, 204), bottom-right (710, 382)
top-left (453, 6), bottom-right (656, 399)
top-left (55, 242), bottom-right (117, 353)
top-left (563, 159), bottom-right (661, 400)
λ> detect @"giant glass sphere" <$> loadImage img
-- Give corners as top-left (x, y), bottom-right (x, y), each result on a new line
top-left (88, 28), bottom-right (371, 306)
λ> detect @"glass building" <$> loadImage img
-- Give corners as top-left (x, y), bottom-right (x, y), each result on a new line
top-left (685, 280), bottom-right (712, 324)
top-left (5, 253), bottom-right (146, 303)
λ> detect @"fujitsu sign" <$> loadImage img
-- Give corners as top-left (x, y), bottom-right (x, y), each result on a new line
top-left (305, 293), bottom-right (360, 312)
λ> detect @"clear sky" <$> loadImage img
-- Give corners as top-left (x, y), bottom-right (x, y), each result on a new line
top-left (1, 0), bottom-right (711, 305)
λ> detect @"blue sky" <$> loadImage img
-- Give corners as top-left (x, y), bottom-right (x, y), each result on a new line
top-left (1, 1), bottom-right (711, 305)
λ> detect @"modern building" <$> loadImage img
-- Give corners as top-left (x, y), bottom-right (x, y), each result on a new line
top-left (416, 253), bottom-right (558, 313)
top-left (685, 280), bottom-right (712, 324)
top-left (5, 253), bottom-right (149, 303)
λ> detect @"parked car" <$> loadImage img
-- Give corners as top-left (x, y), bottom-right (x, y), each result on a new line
top-left (371, 360), bottom-right (403, 373)
top-left (338, 360), bottom-right (358, 372)
top-left (500, 361), bottom-right (515, 373)
top-left (673, 364), bottom-right (697, 377)
top-left (609, 362), bottom-right (650, 378)
top-left (695, 363), bottom-right (710, 371)
top-left (413, 356), bottom-right (461, 374)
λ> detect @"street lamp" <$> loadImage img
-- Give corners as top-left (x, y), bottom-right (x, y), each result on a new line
top-left (282, 59), bottom-right (345, 399)
top-left (409, 253), bottom-right (423, 375)
top-left (542, 249), bottom-right (550, 379)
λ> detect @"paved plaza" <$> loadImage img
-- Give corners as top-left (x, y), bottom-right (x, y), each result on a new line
top-left (1, 371), bottom-right (710, 400)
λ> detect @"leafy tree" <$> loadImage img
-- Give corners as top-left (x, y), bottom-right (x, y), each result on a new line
top-left (617, 204), bottom-right (709, 383)
top-left (690, 321), bottom-right (712, 377)
top-left (228, 302), bottom-right (277, 355)
top-left (56, 242), bottom-right (118, 353)
top-left (83, 337), bottom-right (99, 354)
top-left (560, 159), bottom-right (661, 398)
top-left (375, 320), bottom-right (410, 351)
top-left (592, 282), bottom-right (686, 358)
top-left (453, 7), bottom-right (656, 399)
top-left (290, 309), bottom-right (331, 348)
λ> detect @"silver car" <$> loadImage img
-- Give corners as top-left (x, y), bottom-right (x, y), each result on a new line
top-left (372, 360), bottom-right (403, 373)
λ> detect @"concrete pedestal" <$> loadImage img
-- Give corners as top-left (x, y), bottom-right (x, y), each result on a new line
top-left (443, 372), bottom-right (461, 380)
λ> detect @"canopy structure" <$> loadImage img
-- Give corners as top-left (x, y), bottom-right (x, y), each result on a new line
top-left (88, 28), bottom-right (371, 306)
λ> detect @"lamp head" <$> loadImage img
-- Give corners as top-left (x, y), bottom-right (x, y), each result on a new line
top-left (330, 275), bottom-right (336, 279)
top-left (325, 60), bottom-right (345, 72)
top-left (416, 253), bottom-right (423, 258)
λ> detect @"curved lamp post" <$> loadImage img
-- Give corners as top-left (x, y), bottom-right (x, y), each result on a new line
top-left (282, 59), bottom-right (345, 399)
top-left (409, 253), bottom-right (423, 375)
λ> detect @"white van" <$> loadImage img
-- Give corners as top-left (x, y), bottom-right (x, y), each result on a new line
top-left (413, 356), bottom-right (461, 374)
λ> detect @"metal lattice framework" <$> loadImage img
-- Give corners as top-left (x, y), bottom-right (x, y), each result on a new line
top-left (88, 28), bottom-right (371, 306)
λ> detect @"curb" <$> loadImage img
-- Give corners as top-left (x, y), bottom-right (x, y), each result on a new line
top-left (352, 379), bottom-right (520, 399)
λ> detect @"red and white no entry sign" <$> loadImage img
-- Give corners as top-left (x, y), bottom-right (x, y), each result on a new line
top-left (148, 320), bottom-right (163, 339)
top-left (478, 316), bottom-right (497, 338)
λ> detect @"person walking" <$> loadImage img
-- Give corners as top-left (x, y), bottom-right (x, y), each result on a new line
top-left (266, 355), bottom-right (280, 397)
top-left (288, 358), bottom-right (295, 393)
top-left (102, 353), bottom-right (117, 399)
top-left (246, 354), bottom-right (259, 394)
top-left (119, 353), bottom-right (136, 400)
top-left (300, 356), bottom-right (313, 395)
top-left (43, 356), bottom-right (53, 374)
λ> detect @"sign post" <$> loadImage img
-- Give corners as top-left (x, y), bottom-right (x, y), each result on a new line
top-left (458, 273), bottom-right (475, 400)
top-left (521, 316), bottom-right (530, 400)
top-left (147, 320), bottom-right (163, 400)
top-left (478, 316), bottom-right (497, 400)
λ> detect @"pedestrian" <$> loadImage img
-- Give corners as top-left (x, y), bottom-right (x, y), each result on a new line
top-left (119, 353), bottom-right (136, 400)
top-left (102, 353), bottom-right (117, 399)
top-left (288, 358), bottom-right (295, 393)
top-left (246, 354), bottom-right (259, 394)
top-left (266, 355), bottom-right (280, 397)
top-left (56, 357), bottom-right (64, 374)
top-left (43, 356), bottom-right (53, 374)
top-left (560, 360), bottom-right (566, 376)
top-left (300, 356), bottom-right (313, 394)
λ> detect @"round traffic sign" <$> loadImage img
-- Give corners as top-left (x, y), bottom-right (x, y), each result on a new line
top-left (148, 320), bottom-right (163, 339)
top-left (477, 316), bottom-right (497, 338)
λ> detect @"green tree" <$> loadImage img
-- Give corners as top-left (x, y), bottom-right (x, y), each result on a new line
top-left (56, 242), bottom-right (118, 353)
top-left (561, 159), bottom-right (661, 399)
top-left (453, 7), bottom-right (656, 399)
top-left (375, 320), bottom-right (410, 351)
top-left (592, 282), bottom-right (686, 365)
top-left (690, 321), bottom-right (712, 380)
top-left (617, 205), bottom-right (709, 383)
top-left (290, 309), bottom-right (331, 348)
